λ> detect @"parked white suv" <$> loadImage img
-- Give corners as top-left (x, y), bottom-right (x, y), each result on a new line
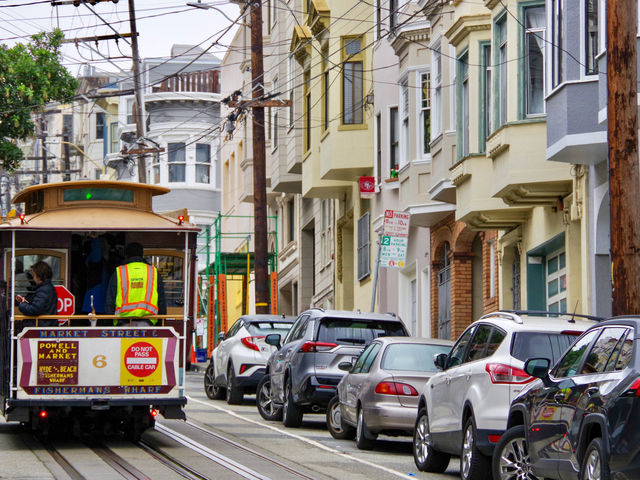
top-left (204, 314), bottom-right (295, 404)
top-left (412, 311), bottom-right (598, 480)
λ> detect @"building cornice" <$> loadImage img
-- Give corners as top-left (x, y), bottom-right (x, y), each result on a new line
top-left (445, 14), bottom-right (491, 47)
top-left (307, 0), bottom-right (330, 38)
top-left (290, 25), bottom-right (313, 65)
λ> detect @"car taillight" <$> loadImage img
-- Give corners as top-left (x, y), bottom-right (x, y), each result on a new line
top-left (561, 330), bottom-right (585, 336)
top-left (374, 381), bottom-right (418, 396)
top-left (299, 341), bottom-right (337, 352)
top-left (485, 363), bottom-right (534, 384)
top-left (241, 336), bottom-right (265, 351)
top-left (624, 378), bottom-right (640, 397)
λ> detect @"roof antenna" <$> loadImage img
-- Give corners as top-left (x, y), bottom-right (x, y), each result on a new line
top-left (569, 300), bottom-right (579, 323)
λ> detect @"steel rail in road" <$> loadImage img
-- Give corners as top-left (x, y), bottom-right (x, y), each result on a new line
top-left (154, 422), bottom-right (272, 480)
top-left (89, 443), bottom-right (152, 480)
top-left (43, 437), bottom-right (203, 480)
top-left (42, 441), bottom-right (87, 480)
top-left (182, 419), bottom-right (317, 480)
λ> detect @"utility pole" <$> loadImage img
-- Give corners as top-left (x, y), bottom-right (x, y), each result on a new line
top-left (128, 0), bottom-right (147, 183)
top-left (62, 134), bottom-right (71, 182)
top-left (607, 0), bottom-right (640, 315)
top-left (40, 115), bottom-right (48, 184)
top-left (249, 0), bottom-right (269, 314)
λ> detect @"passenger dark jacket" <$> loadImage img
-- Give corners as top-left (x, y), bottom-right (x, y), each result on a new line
top-left (104, 256), bottom-right (167, 316)
top-left (19, 280), bottom-right (58, 327)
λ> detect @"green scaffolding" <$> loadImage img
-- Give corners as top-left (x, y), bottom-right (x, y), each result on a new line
top-left (197, 212), bottom-right (278, 352)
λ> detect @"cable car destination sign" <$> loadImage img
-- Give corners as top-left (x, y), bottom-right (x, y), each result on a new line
top-left (380, 209), bottom-right (410, 268)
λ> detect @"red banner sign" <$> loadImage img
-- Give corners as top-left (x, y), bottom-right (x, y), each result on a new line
top-left (359, 176), bottom-right (375, 199)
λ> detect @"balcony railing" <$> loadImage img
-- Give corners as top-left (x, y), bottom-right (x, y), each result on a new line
top-left (152, 69), bottom-right (219, 94)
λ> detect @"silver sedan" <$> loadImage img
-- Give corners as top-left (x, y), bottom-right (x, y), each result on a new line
top-left (327, 336), bottom-right (453, 450)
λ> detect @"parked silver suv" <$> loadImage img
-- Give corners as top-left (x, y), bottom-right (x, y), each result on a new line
top-left (413, 311), bottom-right (597, 480)
top-left (264, 309), bottom-right (409, 427)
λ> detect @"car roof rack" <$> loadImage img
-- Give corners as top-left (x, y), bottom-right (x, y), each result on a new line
top-left (502, 310), bottom-right (603, 322)
top-left (479, 311), bottom-right (523, 324)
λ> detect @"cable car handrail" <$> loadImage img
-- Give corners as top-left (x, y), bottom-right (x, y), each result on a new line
top-left (14, 314), bottom-right (185, 320)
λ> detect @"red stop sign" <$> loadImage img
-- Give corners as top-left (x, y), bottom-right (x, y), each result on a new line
top-left (54, 285), bottom-right (75, 316)
top-left (124, 342), bottom-right (159, 378)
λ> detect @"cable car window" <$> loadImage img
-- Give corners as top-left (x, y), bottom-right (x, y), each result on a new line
top-left (64, 188), bottom-right (134, 203)
top-left (12, 253), bottom-right (63, 296)
top-left (145, 254), bottom-right (184, 308)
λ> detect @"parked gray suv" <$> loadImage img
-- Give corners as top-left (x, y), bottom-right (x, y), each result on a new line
top-left (263, 308), bottom-right (409, 427)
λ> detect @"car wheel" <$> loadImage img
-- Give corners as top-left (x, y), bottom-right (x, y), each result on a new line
top-left (355, 406), bottom-right (377, 450)
top-left (581, 438), bottom-right (610, 480)
top-left (282, 379), bottom-right (303, 428)
top-left (256, 375), bottom-right (282, 421)
top-left (413, 407), bottom-right (450, 473)
top-left (461, 416), bottom-right (491, 480)
top-left (326, 395), bottom-right (355, 440)
top-left (493, 425), bottom-right (540, 480)
top-left (225, 364), bottom-right (244, 405)
top-left (204, 363), bottom-right (225, 400)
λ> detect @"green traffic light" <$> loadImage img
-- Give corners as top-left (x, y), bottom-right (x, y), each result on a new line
top-left (86, 191), bottom-right (92, 200)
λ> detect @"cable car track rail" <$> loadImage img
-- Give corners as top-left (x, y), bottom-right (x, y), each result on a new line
top-left (180, 419), bottom-right (317, 480)
top-left (153, 422), bottom-right (271, 480)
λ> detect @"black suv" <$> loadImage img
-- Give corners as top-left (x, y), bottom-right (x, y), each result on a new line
top-left (260, 309), bottom-right (408, 427)
top-left (494, 317), bottom-right (640, 480)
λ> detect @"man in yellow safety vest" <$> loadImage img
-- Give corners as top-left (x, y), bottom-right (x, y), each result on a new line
top-left (105, 242), bottom-right (166, 326)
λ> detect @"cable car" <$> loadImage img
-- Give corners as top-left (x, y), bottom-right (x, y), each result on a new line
top-left (0, 180), bottom-right (198, 438)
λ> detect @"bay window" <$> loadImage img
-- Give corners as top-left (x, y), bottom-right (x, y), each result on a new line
top-left (168, 142), bottom-right (186, 182)
top-left (342, 37), bottom-right (364, 125)
top-left (524, 6), bottom-right (545, 116)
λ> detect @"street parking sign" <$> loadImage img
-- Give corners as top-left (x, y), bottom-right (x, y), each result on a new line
top-left (380, 210), bottom-right (411, 269)
top-left (380, 236), bottom-right (409, 268)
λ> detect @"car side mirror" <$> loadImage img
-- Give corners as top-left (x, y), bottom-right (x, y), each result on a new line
top-left (434, 353), bottom-right (448, 370)
top-left (265, 333), bottom-right (281, 349)
top-left (524, 358), bottom-right (550, 379)
top-left (218, 331), bottom-right (226, 341)
top-left (338, 361), bottom-right (353, 372)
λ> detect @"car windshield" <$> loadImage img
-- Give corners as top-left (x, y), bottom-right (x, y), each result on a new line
top-left (381, 343), bottom-right (452, 372)
top-left (511, 331), bottom-right (579, 364)
top-left (317, 318), bottom-right (407, 345)
top-left (247, 322), bottom-right (292, 337)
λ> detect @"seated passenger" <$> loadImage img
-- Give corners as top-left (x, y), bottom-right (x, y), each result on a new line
top-left (15, 261), bottom-right (58, 327)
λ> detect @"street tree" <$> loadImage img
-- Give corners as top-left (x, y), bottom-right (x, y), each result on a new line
top-left (0, 29), bottom-right (78, 171)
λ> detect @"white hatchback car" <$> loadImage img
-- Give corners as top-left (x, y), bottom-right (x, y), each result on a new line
top-left (412, 311), bottom-right (598, 480)
top-left (204, 314), bottom-right (295, 404)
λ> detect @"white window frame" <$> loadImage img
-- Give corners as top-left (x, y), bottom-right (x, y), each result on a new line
top-left (551, 0), bottom-right (564, 89)
top-left (497, 17), bottom-right (508, 126)
top-left (195, 143), bottom-right (212, 184)
top-left (546, 248), bottom-right (568, 312)
top-left (357, 212), bottom-right (371, 280)
top-left (167, 142), bottom-right (187, 183)
top-left (524, 5), bottom-right (546, 117)
top-left (418, 70), bottom-right (432, 158)
top-left (389, 105), bottom-right (399, 174)
top-left (583, 0), bottom-right (599, 76)
top-left (400, 76), bottom-right (410, 168)
top-left (431, 39), bottom-right (443, 140)
top-left (449, 43), bottom-right (457, 132)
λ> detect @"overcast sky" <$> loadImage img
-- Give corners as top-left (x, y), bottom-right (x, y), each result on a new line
top-left (0, 0), bottom-right (240, 76)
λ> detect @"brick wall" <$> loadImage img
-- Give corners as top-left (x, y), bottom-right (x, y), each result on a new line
top-left (430, 214), bottom-right (499, 341)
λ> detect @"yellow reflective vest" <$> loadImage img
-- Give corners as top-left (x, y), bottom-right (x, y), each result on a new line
top-left (115, 262), bottom-right (159, 323)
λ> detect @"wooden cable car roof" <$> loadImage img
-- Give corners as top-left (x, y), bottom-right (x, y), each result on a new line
top-left (2, 180), bottom-right (200, 232)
